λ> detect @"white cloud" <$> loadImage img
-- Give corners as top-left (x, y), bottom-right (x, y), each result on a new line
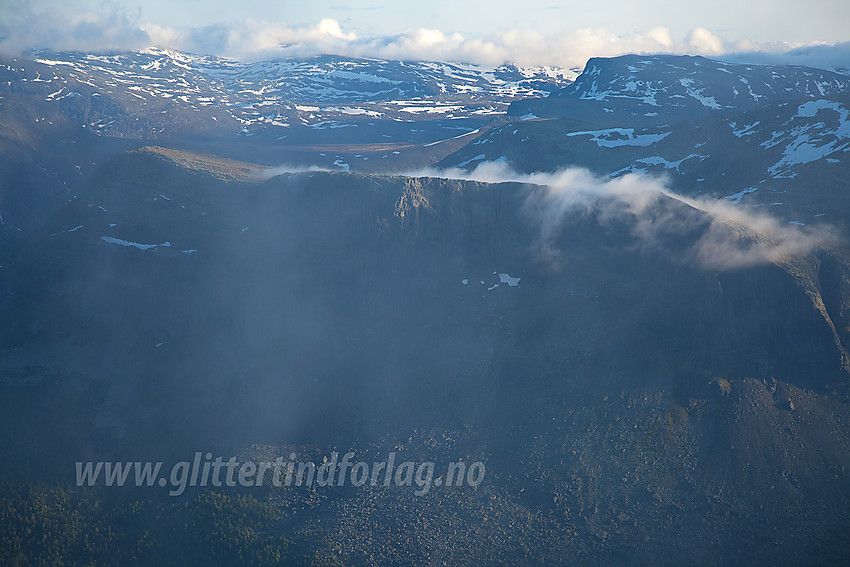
top-left (720, 41), bottom-right (850, 73)
top-left (404, 162), bottom-right (837, 270)
top-left (687, 27), bottom-right (725, 56)
top-left (139, 18), bottom-right (359, 61)
top-left (0, 1), bottom-right (149, 55)
top-left (0, 2), bottom-right (847, 74)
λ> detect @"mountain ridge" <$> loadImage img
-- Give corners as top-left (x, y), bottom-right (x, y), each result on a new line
top-left (510, 53), bottom-right (850, 126)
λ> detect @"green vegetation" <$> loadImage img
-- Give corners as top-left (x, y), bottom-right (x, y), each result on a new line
top-left (0, 483), bottom-right (331, 566)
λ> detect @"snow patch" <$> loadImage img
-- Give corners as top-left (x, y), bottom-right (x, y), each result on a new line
top-left (634, 154), bottom-right (707, 171)
top-left (457, 154), bottom-right (486, 168)
top-left (724, 187), bottom-right (758, 203)
top-left (101, 236), bottom-right (170, 250)
top-left (567, 128), bottom-right (670, 148)
top-left (731, 120), bottom-right (760, 137)
top-left (499, 273), bottom-right (520, 287)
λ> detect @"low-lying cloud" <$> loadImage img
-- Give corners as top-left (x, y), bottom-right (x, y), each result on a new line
top-left (405, 162), bottom-right (838, 270)
top-left (720, 41), bottom-right (850, 74)
top-left (0, 2), bottom-right (150, 55)
top-left (1, 3), bottom-right (848, 73)
top-left (256, 163), bottom-right (334, 181)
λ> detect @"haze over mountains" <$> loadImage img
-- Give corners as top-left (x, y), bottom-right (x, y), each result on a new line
top-left (1, 46), bottom-right (850, 565)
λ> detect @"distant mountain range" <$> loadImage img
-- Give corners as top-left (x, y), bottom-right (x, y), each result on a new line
top-left (3, 48), bottom-right (576, 139)
top-left (441, 54), bottom-right (850, 232)
top-left (512, 53), bottom-right (850, 124)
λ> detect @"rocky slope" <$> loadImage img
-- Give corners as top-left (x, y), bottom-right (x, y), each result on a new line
top-left (1, 147), bottom-right (849, 564)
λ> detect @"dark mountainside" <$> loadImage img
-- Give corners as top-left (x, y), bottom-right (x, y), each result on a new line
top-left (1, 50), bottom-right (850, 565)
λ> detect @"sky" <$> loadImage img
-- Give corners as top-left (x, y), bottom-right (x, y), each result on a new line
top-left (1, 0), bottom-right (849, 69)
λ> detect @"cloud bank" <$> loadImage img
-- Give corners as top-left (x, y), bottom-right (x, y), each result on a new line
top-left (405, 162), bottom-right (837, 270)
top-left (1, 3), bottom-right (847, 72)
top-left (0, 2), bottom-right (151, 55)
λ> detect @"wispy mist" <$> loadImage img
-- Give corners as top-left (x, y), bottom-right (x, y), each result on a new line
top-left (256, 164), bottom-right (334, 181)
top-left (675, 194), bottom-right (839, 270)
top-left (404, 162), bottom-right (839, 270)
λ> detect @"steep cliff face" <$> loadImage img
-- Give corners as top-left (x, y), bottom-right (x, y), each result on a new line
top-left (2, 148), bottom-right (849, 563)
top-left (0, 92), bottom-right (139, 253)
top-left (3, 148), bottom-right (849, 435)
